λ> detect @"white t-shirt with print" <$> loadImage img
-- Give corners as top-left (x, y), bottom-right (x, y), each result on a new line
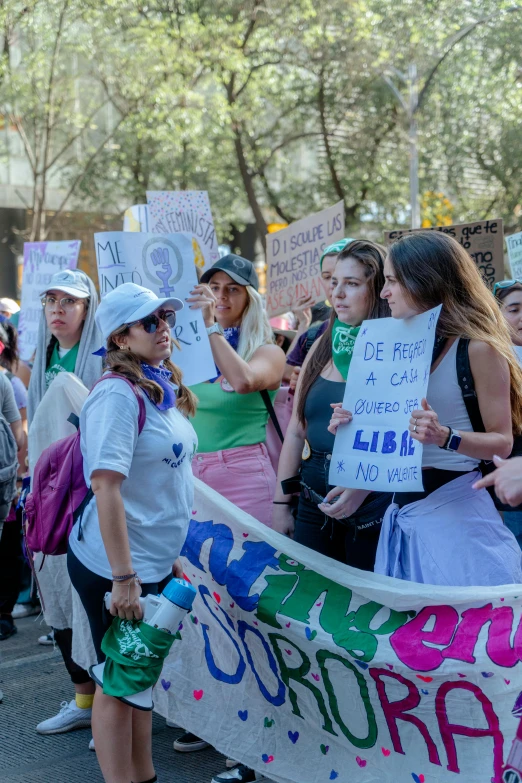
top-left (69, 377), bottom-right (197, 582)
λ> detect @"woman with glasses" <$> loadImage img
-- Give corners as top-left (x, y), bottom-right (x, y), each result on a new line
top-left (68, 283), bottom-right (196, 783)
top-left (27, 269), bottom-right (103, 739)
top-left (272, 240), bottom-right (392, 569)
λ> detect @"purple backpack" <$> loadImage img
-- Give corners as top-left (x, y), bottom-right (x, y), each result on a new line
top-left (24, 373), bottom-right (146, 557)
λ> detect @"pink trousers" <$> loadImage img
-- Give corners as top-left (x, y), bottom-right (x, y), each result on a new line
top-left (192, 443), bottom-right (275, 527)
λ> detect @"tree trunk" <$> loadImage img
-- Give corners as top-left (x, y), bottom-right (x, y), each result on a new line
top-left (233, 124), bottom-right (267, 251)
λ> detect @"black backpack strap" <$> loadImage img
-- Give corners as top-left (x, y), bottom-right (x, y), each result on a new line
top-left (260, 389), bottom-right (284, 443)
top-left (305, 323), bottom-right (323, 355)
top-left (456, 337), bottom-right (485, 433)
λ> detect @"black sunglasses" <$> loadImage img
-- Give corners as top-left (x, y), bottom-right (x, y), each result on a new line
top-left (128, 309), bottom-right (176, 334)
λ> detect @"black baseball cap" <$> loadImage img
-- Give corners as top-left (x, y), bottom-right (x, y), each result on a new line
top-left (201, 254), bottom-right (259, 291)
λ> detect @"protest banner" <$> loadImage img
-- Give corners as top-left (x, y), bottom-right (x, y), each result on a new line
top-left (154, 478), bottom-right (521, 783)
top-left (328, 307), bottom-right (441, 493)
top-left (146, 190), bottom-right (219, 272)
top-left (123, 204), bottom-right (150, 232)
top-left (385, 219), bottom-right (504, 290)
top-left (94, 232), bottom-right (215, 386)
top-left (266, 202), bottom-right (345, 318)
top-left (18, 241), bottom-right (81, 361)
top-left (507, 231), bottom-right (522, 279)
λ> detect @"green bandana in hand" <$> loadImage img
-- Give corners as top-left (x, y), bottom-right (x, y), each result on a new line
top-left (101, 617), bottom-right (180, 697)
top-left (331, 319), bottom-right (361, 380)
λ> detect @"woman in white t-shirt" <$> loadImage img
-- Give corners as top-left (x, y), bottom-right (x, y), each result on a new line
top-left (68, 283), bottom-right (197, 783)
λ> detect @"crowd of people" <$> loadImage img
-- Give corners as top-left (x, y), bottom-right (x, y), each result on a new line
top-left (3, 232), bottom-right (522, 783)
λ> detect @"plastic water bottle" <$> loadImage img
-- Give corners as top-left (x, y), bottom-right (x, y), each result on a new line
top-left (104, 577), bottom-right (196, 634)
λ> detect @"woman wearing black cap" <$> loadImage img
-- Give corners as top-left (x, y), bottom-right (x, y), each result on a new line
top-left (175, 256), bottom-right (285, 769)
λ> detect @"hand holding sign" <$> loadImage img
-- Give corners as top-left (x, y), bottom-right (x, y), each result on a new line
top-left (409, 398), bottom-right (449, 447)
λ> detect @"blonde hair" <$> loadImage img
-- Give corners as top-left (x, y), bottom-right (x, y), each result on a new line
top-left (237, 286), bottom-right (274, 361)
top-left (389, 231), bottom-right (522, 433)
top-left (106, 329), bottom-right (197, 418)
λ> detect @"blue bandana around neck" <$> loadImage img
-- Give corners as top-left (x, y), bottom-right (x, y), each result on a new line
top-left (209, 326), bottom-right (240, 383)
top-left (141, 362), bottom-right (178, 410)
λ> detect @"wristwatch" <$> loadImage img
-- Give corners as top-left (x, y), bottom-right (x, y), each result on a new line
top-left (441, 427), bottom-right (462, 452)
top-left (206, 322), bottom-right (224, 337)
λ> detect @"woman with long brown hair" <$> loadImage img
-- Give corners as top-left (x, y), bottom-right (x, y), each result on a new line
top-left (272, 240), bottom-right (392, 569)
top-left (330, 230), bottom-right (522, 585)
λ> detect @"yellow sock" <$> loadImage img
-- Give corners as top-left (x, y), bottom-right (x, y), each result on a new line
top-left (75, 693), bottom-right (94, 710)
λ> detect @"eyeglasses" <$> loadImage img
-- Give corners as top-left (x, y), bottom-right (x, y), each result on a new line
top-left (41, 295), bottom-right (82, 310)
top-left (493, 279), bottom-right (522, 297)
top-left (127, 309), bottom-right (176, 334)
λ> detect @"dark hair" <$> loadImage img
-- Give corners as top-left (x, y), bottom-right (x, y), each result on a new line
top-left (0, 321), bottom-right (20, 373)
top-left (388, 230), bottom-right (522, 432)
top-left (44, 296), bottom-right (90, 369)
top-left (296, 239), bottom-right (390, 426)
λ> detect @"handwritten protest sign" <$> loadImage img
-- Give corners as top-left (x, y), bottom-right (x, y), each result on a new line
top-left (154, 478), bottom-right (522, 783)
top-left (328, 306), bottom-right (441, 492)
top-left (266, 202), bottom-right (345, 317)
top-left (146, 191), bottom-right (219, 272)
top-left (385, 219), bottom-right (504, 290)
top-left (507, 231), bottom-right (522, 279)
top-left (94, 232), bottom-right (215, 386)
top-left (123, 204), bottom-right (150, 232)
top-left (18, 241), bottom-right (80, 361)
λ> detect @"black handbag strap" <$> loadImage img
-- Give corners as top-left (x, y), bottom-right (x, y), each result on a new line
top-left (260, 389), bottom-right (284, 443)
top-left (455, 337), bottom-right (486, 433)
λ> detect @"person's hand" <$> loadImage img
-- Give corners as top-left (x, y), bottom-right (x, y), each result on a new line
top-left (292, 294), bottom-right (313, 332)
top-left (186, 284), bottom-right (217, 328)
top-left (271, 504), bottom-right (295, 537)
top-left (110, 578), bottom-right (143, 621)
top-left (473, 456), bottom-right (522, 506)
top-left (328, 403), bottom-right (352, 435)
top-left (172, 558), bottom-right (184, 579)
top-left (409, 398), bottom-right (449, 446)
top-left (289, 366), bottom-right (301, 392)
top-left (318, 487), bottom-right (367, 520)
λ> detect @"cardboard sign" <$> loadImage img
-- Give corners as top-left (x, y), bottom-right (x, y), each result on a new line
top-left (123, 204), bottom-right (150, 232)
top-left (18, 241), bottom-right (81, 361)
top-left (329, 306), bottom-right (441, 492)
top-left (154, 478), bottom-right (522, 783)
top-left (507, 231), bottom-right (522, 279)
top-left (266, 202), bottom-right (345, 317)
top-left (146, 191), bottom-right (219, 272)
top-left (385, 219), bottom-right (504, 290)
top-left (94, 232), bottom-right (215, 387)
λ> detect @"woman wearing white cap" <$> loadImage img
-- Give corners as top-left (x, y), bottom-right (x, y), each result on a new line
top-left (28, 269), bottom-right (103, 738)
top-left (68, 283), bottom-right (197, 783)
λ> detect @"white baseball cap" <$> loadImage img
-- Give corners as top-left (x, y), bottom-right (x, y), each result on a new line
top-left (0, 298), bottom-right (20, 315)
top-left (96, 283), bottom-right (184, 342)
top-left (40, 269), bottom-right (91, 298)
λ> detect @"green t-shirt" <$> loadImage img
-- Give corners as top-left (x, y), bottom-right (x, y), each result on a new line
top-left (45, 341), bottom-right (80, 389)
top-left (191, 383), bottom-right (278, 453)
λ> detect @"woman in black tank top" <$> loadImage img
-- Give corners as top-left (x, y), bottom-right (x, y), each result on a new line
top-left (273, 240), bottom-right (391, 570)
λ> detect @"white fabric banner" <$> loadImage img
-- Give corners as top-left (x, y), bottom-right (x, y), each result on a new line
top-left (154, 479), bottom-right (522, 783)
top-left (19, 241), bottom-right (80, 361)
top-left (94, 231), bottom-right (215, 387)
top-left (146, 190), bottom-right (219, 272)
top-left (329, 306), bottom-right (441, 493)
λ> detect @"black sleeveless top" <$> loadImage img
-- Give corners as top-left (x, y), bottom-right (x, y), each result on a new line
top-left (303, 375), bottom-right (345, 453)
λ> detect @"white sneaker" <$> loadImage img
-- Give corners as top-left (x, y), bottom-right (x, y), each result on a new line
top-left (12, 603), bottom-right (40, 619)
top-left (36, 700), bottom-right (92, 734)
top-left (38, 631), bottom-right (54, 646)
top-left (89, 737), bottom-right (95, 751)
top-left (211, 764), bottom-right (270, 783)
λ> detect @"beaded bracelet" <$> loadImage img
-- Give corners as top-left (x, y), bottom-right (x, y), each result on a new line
top-left (273, 501), bottom-right (291, 505)
top-left (112, 572), bottom-right (138, 582)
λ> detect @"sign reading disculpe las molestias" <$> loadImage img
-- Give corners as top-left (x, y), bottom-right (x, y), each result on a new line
top-left (266, 202), bottom-right (345, 318)
top-left (329, 306), bottom-right (441, 493)
top-left (94, 232), bottom-right (215, 387)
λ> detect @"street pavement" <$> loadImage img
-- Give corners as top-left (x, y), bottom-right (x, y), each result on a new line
top-left (0, 614), bottom-right (225, 782)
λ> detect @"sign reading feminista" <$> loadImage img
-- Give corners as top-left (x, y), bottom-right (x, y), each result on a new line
top-left (385, 219), bottom-right (504, 290)
top-left (94, 232), bottom-right (215, 387)
top-left (266, 202), bottom-right (345, 318)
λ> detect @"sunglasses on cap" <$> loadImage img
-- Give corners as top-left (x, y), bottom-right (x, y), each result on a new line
top-left (127, 309), bottom-right (176, 334)
top-left (493, 279), bottom-right (522, 297)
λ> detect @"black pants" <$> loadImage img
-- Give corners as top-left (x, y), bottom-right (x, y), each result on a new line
top-left (67, 545), bottom-right (172, 663)
top-left (294, 452), bottom-right (387, 572)
top-left (54, 627), bottom-right (92, 685)
top-left (0, 511), bottom-right (22, 616)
